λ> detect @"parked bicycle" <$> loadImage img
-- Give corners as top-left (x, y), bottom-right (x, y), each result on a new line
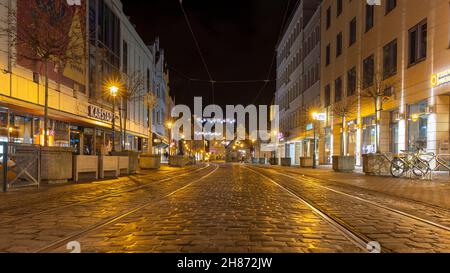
top-left (389, 150), bottom-right (432, 179)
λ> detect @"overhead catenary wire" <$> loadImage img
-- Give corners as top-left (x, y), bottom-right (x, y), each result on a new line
top-left (167, 64), bottom-right (276, 85)
top-left (179, 0), bottom-right (215, 103)
top-left (251, 0), bottom-right (296, 105)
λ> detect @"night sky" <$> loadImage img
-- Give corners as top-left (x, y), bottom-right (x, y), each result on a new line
top-left (122, 0), bottom-right (299, 109)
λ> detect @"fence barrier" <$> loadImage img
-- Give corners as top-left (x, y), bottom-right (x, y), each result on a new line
top-left (0, 143), bottom-right (41, 192)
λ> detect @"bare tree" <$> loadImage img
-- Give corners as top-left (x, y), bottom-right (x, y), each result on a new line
top-left (360, 72), bottom-right (397, 154)
top-left (144, 92), bottom-right (157, 154)
top-left (0, 0), bottom-right (86, 146)
top-left (331, 96), bottom-right (358, 156)
top-left (121, 71), bottom-right (146, 150)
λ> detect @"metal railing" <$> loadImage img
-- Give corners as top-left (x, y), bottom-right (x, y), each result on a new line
top-left (381, 151), bottom-right (450, 180)
top-left (0, 142), bottom-right (41, 192)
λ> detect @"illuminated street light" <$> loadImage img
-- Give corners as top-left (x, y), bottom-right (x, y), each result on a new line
top-left (109, 85), bottom-right (120, 152)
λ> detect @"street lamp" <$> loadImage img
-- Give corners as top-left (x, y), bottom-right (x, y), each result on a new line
top-left (109, 85), bottom-right (119, 152)
top-left (311, 112), bottom-right (319, 169)
top-left (167, 121), bottom-right (173, 156)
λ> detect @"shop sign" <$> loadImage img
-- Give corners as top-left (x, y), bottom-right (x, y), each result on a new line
top-left (306, 123), bottom-right (314, 131)
top-left (312, 112), bottom-right (326, 121)
top-left (431, 69), bottom-right (450, 87)
top-left (88, 105), bottom-right (113, 123)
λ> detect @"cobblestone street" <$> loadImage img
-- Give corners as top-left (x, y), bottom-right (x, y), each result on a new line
top-left (0, 163), bottom-right (448, 253)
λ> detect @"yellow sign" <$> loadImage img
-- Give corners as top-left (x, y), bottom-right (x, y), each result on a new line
top-left (431, 69), bottom-right (450, 87)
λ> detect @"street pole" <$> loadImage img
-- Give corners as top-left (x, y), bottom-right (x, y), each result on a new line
top-left (112, 97), bottom-right (116, 152)
top-left (313, 121), bottom-right (317, 169)
top-left (148, 106), bottom-right (153, 154)
top-left (169, 128), bottom-right (172, 156)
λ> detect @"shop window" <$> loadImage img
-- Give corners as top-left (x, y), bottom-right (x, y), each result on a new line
top-left (324, 127), bottom-right (332, 164)
top-left (362, 116), bottom-right (376, 154)
top-left (390, 111), bottom-right (400, 154)
top-left (347, 120), bottom-right (358, 156)
top-left (408, 101), bottom-right (428, 151)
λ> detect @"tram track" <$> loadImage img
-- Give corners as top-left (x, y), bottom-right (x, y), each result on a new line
top-left (248, 165), bottom-right (450, 233)
top-left (0, 164), bottom-right (211, 226)
top-left (245, 166), bottom-right (377, 253)
top-left (34, 164), bottom-right (220, 253)
top-left (262, 165), bottom-right (450, 214)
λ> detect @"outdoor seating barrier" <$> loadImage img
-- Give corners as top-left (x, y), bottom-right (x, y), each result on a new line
top-left (99, 156), bottom-right (119, 179)
top-left (73, 155), bottom-right (99, 182)
top-left (118, 156), bottom-right (130, 175)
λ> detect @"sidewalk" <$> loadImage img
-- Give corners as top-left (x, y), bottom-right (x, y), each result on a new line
top-left (268, 164), bottom-right (450, 209)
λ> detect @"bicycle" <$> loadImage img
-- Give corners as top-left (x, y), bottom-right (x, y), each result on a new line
top-left (389, 150), bottom-right (432, 179)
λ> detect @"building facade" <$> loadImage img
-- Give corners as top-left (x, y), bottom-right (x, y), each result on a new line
top-left (0, 0), bottom-right (171, 156)
top-left (320, 0), bottom-right (450, 165)
top-left (149, 38), bottom-right (170, 156)
top-left (275, 0), bottom-right (321, 165)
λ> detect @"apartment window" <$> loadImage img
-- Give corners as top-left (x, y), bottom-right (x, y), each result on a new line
top-left (122, 40), bottom-right (128, 74)
top-left (337, 0), bottom-right (343, 17)
top-left (347, 67), bottom-right (357, 97)
top-left (336, 32), bottom-right (343, 57)
top-left (324, 85), bottom-right (331, 107)
top-left (146, 69), bottom-right (150, 91)
top-left (335, 77), bottom-right (343, 102)
top-left (326, 7), bottom-right (331, 29)
top-left (386, 0), bottom-right (396, 14)
top-left (363, 55), bottom-right (374, 89)
top-left (383, 39), bottom-right (397, 78)
top-left (365, 4), bottom-right (374, 32)
top-left (349, 17), bottom-right (357, 46)
top-left (408, 19), bottom-right (427, 66)
top-left (326, 44), bottom-right (331, 66)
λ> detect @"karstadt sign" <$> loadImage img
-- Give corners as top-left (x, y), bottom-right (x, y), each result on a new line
top-left (66, 0), bottom-right (81, 5)
top-left (88, 105), bottom-right (114, 123)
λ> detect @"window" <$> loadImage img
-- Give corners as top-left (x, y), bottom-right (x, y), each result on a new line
top-left (365, 4), bottom-right (374, 32)
top-left (386, 0), bottom-right (396, 14)
top-left (363, 55), bottom-right (374, 89)
top-left (122, 41), bottom-right (128, 74)
top-left (146, 69), bottom-right (150, 91)
top-left (326, 7), bottom-right (331, 29)
top-left (383, 39), bottom-right (397, 78)
top-left (324, 85), bottom-right (331, 107)
top-left (347, 67), bottom-right (356, 97)
top-left (335, 77), bottom-right (343, 102)
top-left (408, 19), bottom-right (427, 66)
top-left (337, 0), bottom-right (343, 17)
top-left (326, 44), bottom-right (331, 66)
top-left (349, 17), bottom-right (357, 46)
top-left (336, 32), bottom-right (343, 57)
